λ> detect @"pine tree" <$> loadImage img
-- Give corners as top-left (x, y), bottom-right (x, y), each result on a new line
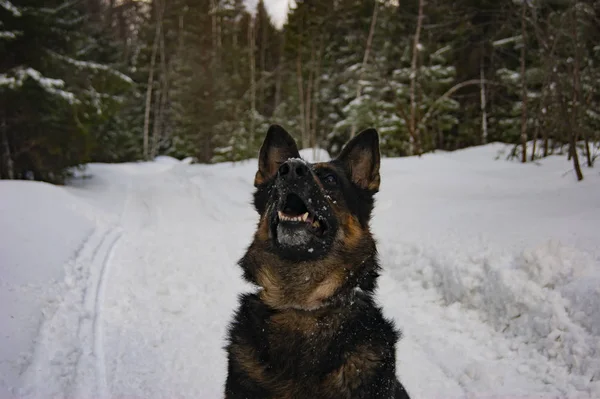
top-left (0, 0), bottom-right (133, 182)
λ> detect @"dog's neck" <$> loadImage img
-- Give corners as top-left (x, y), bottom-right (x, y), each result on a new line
top-left (259, 283), bottom-right (362, 312)
top-left (252, 254), bottom-right (376, 312)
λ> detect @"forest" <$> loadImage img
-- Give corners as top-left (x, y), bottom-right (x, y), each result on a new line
top-left (1, 0), bottom-right (599, 183)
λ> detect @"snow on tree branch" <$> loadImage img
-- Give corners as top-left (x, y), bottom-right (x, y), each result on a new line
top-left (49, 51), bottom-right (134, 84)
top-left (0, 0), bottom-right (21, 16)
top-left (0, 67), bottom-right (77, 103)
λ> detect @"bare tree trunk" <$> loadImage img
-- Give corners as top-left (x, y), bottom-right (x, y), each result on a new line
top-left (350, 1), bottom-right (378, 138)
top-left (520, 1), bottom-right (528, 163)
top-left (249, 17), bottom-right (256, 144)
top-left (107, 0), bottom-right (115, 30)
top-left (151, 27), bottom-right (168, 159)
top-left (305, 44), bottom-right (315, 149)
top-left (296, 52), bottom-right (307, 148)
top-left (570, 4), bottom-right (583, 179)
top-left (259, 12), bottom-right (267, 114)
top-left (1, 117), bottom-right (14, 179)
top-left (274, 37), bottom-right (284, 112)
top-left (570, 8), bottom-right (592, 168)
top-left (409, 0), bottom-right (424, 155)
top-left (531, 123), bottom-right (539, 161)
top-left (480, 54), bottom-right (488, 145)
top-left (151, 88), bottom-right (161, 159)
top-left (310, 40), bottom-right (324, 152)
top-left (210, 0), bottom-right (217, 54)
top-left (542, 91), bottom-right (549, 157)
top-left (143, 0), bottom-right (164, 161)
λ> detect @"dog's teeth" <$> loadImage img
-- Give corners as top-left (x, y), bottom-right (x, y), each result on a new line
top-left (301, 212), bottom-right (309, 222)
top-left (278, 211), bottom-right (284, 220)
top-left (312, 220), bottom-right (320, 228)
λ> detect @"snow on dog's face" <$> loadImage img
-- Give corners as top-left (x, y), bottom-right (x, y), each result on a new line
top-left (238, 125), bottom-right (382, 310)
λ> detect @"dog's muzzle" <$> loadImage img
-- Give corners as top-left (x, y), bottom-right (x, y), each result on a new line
top-left (272, 159), bottom-right (329, 248)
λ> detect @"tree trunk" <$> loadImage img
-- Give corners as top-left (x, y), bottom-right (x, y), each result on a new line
top-left (520, 1), bottom-right (528, 163)
top-left (151, 27), bottom-right (168, 159)
top-left (305, 44), bottom-right (315, 149)
top-left (569, 4), bottom-right (583, 179)
top-left (296, 52), bottom-right (307, 148)
top-left (569, 7), bottom-right (592, 168)
top-left (409, 0), bottom-right (424, 156)
top-left (1, 117), bottom-right (14, 179)
top-left (259, 11), bottom-right (267, 114)
top-left (542, 88), bottom-right (549, 157)
top-left (310, 40), bottom-right (324, 152)
top-left (350, 1), bottom-right (378, 138)
top-left (107, 0), bottom-right (115, 30)
top-left (143, 0), bottom-right (164, 161)
top-left (480, 54), bottom-right (488, 145)
top-left (274, 36), bottom-right (284, 112)
top-left (249, 17), bottom-right (256, 144)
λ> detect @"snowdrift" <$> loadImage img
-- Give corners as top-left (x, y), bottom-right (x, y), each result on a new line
top-left (0, 181), bottom-right (97, 394)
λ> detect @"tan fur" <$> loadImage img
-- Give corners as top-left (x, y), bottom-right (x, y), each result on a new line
top-left (257, 266), bottom-right (285, 309)
top-left (251, 205), bottom-right (371, 312)
top-left (231, 343), bottom-right (267, 384)
top-left (324, 345), bottom-right (381, 394)
top-left (305, 270), bottom-right (345, 309)
top-left (254, 170), bottom-right (266, 187)
top-left (338, 213), bottom-right (364, 249)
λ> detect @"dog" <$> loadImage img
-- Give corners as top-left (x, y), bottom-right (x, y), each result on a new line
top-left (225, 125), bottom-right (410, 399)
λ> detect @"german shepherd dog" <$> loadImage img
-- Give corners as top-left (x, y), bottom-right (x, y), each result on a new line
top-left (225, 125), bottom-right (410, 399)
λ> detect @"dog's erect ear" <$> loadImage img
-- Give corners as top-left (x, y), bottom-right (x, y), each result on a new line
top-left (336, 128), bottom-right (380, 192)
top-left (255, 125), bottom-right (300, 186)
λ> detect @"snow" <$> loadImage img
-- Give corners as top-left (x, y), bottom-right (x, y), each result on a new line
top-left (0, 0), bottom-right (21, 16)
top-left (0, 68), bottom-right (77, 103)
top-left (299, 147), bottom-right (331, 162)
top-left (153, 155), bottom-right (182, 165)
top-left (493, 35), bottom-right (522, 48)
top-left (1, 144), bottom-right (599, 398)
top-left (0, 30), bottom-right (19, 39)
top-left (49, 52), bottom-right (134, 84)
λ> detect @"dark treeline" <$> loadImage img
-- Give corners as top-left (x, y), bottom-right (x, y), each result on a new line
top-left (1, 0), bottom-right (599, 183)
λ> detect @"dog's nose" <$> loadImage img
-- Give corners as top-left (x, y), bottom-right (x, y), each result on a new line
top-left (278, 159), bottom-right (309, 181)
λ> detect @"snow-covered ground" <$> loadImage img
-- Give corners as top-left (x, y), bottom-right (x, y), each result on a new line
top-left (1, 143), bottom-right (599, 398)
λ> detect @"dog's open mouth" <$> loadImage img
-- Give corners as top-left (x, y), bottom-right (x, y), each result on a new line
top-left (277, 193), bottom-right (327, 237)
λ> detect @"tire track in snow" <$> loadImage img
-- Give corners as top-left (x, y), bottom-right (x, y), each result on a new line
top-left (18, 172), bottom-right (131, 398)
top-left (71, 225), bottom-right (122, 398)
top-left (17, 225), bottom-right (118, 398)
top-left (91, 228), bottom-right (122, 398)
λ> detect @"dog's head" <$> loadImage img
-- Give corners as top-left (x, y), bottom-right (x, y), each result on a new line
top-left (240, 125), bottom-right (381, 310)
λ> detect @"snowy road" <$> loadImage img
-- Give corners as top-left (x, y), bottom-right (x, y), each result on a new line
top-left (1, 145), bottom-right (599, 398)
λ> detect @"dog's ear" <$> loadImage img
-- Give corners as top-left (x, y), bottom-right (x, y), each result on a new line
top-left (255, 125), bottom-right (300, 186)
top-left (336, 128), bottom-right (380, 192)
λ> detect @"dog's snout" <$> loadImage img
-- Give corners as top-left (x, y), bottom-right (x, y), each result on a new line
top-left (278, 159), bottom-right (309, 181)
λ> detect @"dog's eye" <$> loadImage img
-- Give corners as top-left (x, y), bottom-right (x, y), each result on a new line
top-left (323, 174), bottom-right (337, 185)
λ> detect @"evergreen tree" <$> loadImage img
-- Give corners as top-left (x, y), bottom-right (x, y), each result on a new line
top-left (0, 0), bottom-right (133, 182)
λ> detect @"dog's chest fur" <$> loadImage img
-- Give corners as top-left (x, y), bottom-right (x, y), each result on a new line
top-left (226, 293), bottom-right (400, 399)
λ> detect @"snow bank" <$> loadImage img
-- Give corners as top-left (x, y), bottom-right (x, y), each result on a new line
top-left (0, 181), bottom-right (97, 396)
top-left (418, 242), bottom-right (600, 391)
top-left (375, 145), bottom-right (600, 396)
top-left (153, 155), bottom-right (181, 164)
